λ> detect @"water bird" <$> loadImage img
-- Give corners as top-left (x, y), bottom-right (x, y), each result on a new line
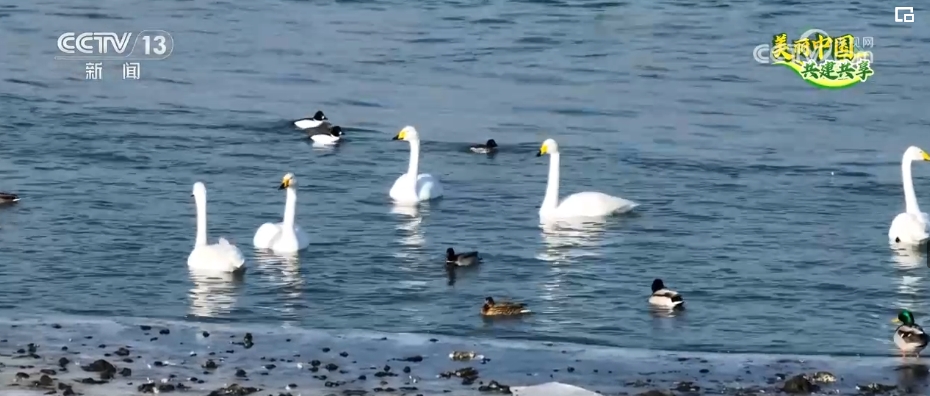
top-left (446, 247), bottom-right (481, 266)
top-left (470, 139), bottom-right (498, 154)
top-left (481, 297), bottom-right (531, 316)
top-left (535, 138), bottom-right (637, 221)
top-left (253, 173), bottom-right (311, 253)
top-left (293, 110), bottom-right (328, 130)
top-left (188, 182), bottom-right (246, 273)
top-left (893, 309), bottom-right (929, 357)
top-left (310, 125), bottom-right (344, 145)
top-left (390, 126), bottom-right (443, 204)
top-left (889, 146), bottom-right (930, 247)
top-left (648, 279), bottom-right (684, 309)
top-left (0, 192), bottom-right (20, 204)
top-left (449, 351), bottom-right (484, 361)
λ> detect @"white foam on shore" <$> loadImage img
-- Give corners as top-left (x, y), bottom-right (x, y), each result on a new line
top-left (0, 315), bottom-right (926, 395)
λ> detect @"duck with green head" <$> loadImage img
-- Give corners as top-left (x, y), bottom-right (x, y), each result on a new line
top-left (893, 309), bottom-right (930, 357)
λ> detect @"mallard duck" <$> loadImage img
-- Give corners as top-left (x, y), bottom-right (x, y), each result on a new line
top-left (481, 297), bottom-right (530, 316)
top-left (446, 247), bottom-right (481, 266)
top-left (893, 309), bottom-right (930, 357)
top-left (648, 279), bottom-right (684, 309)
top-left (0, 192), bottom-right (20, 204)
top-left (293, 110), bottom-right (328, 130)
top-left (470, 139), bottom-right (498, 154)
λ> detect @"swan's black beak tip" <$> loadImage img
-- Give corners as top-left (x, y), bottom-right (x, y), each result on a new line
top-left (392, 135), bottom-right (400, 140)
top-left (535, 151), bottom-right (542, 157)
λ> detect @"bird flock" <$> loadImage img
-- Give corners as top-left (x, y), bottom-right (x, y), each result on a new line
top-left (2, 110), bottom-right (929, 356)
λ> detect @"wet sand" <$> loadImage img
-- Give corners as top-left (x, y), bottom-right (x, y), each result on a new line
top-left (0, 316), bottom-right (926, 395)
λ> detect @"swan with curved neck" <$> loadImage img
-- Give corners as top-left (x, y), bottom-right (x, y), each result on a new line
top-left (535, 138), bottom-right (637, 221)
top-left (253, 173), bottom-right (311, 254)
top-left (889, 146), bottom-right (930, 247)
top-left (188, 182), bottom-right (246, 273)
top-left (389, 126), bottom-right (443, 205)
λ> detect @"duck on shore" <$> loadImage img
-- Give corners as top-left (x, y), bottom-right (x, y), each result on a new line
top-left (893, 309), bottom-right (930, 357)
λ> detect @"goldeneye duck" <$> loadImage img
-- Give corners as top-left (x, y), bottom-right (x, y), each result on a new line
top-left (310, 126), bottom-right (344, 145)
top-left (470, 139), bottom-right (498, 154)
top-left (446, 247), bottom-right (481, 266)
top-left (293, 110), bottom-right (328, 130)
top-left (648, 278), bottom-right (684, 309)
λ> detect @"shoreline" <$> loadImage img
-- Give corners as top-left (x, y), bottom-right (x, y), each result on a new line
top-left (0, 317), bottom-right (924, 395)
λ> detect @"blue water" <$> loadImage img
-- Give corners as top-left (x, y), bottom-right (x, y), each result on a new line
top-left (1, 0), bottom-right (930, 366)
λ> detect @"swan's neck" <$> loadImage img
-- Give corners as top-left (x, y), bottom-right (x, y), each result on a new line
top-left (195, 195), bottom-right (208, 247)
top-left (903, 158), bottom-right (922, 214)
top-left (407, 139), bottom-right (421, 176)
top-left (282, 187), bottom-right (297, 230)
top-left (542, 153), bottom-right (560, 211)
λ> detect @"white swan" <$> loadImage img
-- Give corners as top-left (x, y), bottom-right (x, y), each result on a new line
top-left (188, 182), bottom-right (246, 273)
top-left (389, 126), bottom-right (443, 204)
top-left (889, 146), bottom-right (930, 247)
top-left (536, 139), bottom-right (637, 221)
top-left (253, 173), bottom-right (311, 254)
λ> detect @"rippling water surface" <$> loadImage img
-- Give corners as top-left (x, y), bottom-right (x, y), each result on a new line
top-left (1, 0), bottom-right (930, 358)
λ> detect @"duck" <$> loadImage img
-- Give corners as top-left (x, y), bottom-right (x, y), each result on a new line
top-left (470, 139), bottom-right (498, 154)
top-left (253, 173), bottom-right (311, 254)
top-left (310, 126), bottom-right (344, 145)
top-left (889, 146), bottom-right (930, 248)
top-left (648, 279), bottom-right (684, 309)
top-left (535, 138), bottom-right (637, 222)
top-left (187, 182), bottom-right (246, 273)
top-left (389, 126), bottom-right (444, 204)
top-left (293, 110), bottom-right (328, 130)
top-left (446, 247), bottom-right (481, 266)
top-left (893, 309), bottom-right (930, 357)
top-left (481, 297), bottom-right (531, 316)
top-left (0, 192), bottom-right (20, 204)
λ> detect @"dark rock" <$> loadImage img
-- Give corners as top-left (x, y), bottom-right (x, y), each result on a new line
top-left (15, 372), bottom-right (29, 379)
top-left (397, 355), bottom-right (423, 362)
top-left (123, 358), bottom-right (133, 363)
top-left (207, 383), bottom-right (260, 396)
top-left (203, 359), bottom-right (218, 369)
top-left (140, 325), bottom-right (152, 331)
top-left (636, 391), bottom-right (670, 396)
top-left (235, 368), bottom-right (247, 377)
top-left (58, 357), bottom-right (70, 367)
top-left (325, 363), bottom-right (339, 371)
top-left (674, 381), bottom-right (700, 392)
top-left (35, 374), bottom-right (54, 387)
top-left (322, 347), bottom-right (330, 353)
top-left (340, 351), bottom-right (349, 357)
top-left (699, 368), bottom-right (709, 374)
top-left (383, 365), bottom-right (391, 372)
top-left (39, 369), bottom-right (56, 375)
top-left (153, 361), bottom-right (165, 367)
top-left (52, 324), bottom-right (62, 329)
top-left (264, 364), bottom-right (276, 370)
top-left (81, 359), bottom-right (116, 373)
top-left (120, 367), bottom-right (132, 377)
top-left (78, 377), bottom-right (108, 384)
top-left (159, 329), bottom-right (170, 335)
top-left (287, 383), bottom-right (297, 389)
top-left (115, 347), bottom-right (130, 356)
top-left (782, 374), bottom-right (819, 394)
top-left (202, 331), bottom-right (210, 337)
top-left (403, 366), bottom-right (411, 373)
top-left (138, 383), bottom-right (155, 393)
top-left (158, 384), bottom-right (176, 392)
top-left (477, 380), bottom-right (511, 394)
top-left (439, 367), bottom-right (478, 381)
top-left (357, 375), bottom-right (367, 380)
top-left (311, 360), bottom-right (321, 367)
top-left (567, 366), bottom-right (575, 373)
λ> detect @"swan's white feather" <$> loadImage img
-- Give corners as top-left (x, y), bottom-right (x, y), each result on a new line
top-left (390, 172), bottom-right (443, 204)
top-left (294, 119), bottom-right (323, 129)
top-left (553, 192), bottom-right (638, 219)
top-left (253, 222), bottom-right (310, 253)
top-left (253, 222), bottom-right (281, 249)
top-left (889, 212), bottom-right (929, 246)
top-left (188, 238), bottom-right (245, 273)
top-left (311, 134), bottom-right (340, 145)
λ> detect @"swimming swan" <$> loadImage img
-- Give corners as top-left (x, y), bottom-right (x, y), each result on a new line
top-left (889, 146), bottom-right (930, 247)
top-left (535, 138), bottom-right (637, 221)
top-left (188, 182), bottom-right (246, 273)
top-left (389, 126), bottom-right (444, 204)
top-left (253, 173), bottom-right (311, 254)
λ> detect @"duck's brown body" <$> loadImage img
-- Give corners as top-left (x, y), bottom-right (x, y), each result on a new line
top-left (481, 297), bottom-right (530, 316)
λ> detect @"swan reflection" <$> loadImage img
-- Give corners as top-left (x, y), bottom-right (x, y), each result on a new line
top-left (892, 250), bottom-right (925, 311)
top-left (253, 251), bottom-right (304, 316)
top-left (892, 248), bottom-right (925, 270)
top-left (537, 219), bottom-right (607, 262)
top-left (188, 268), bottom-right (244, 318)
top-left (391, 205), bottom-right (425, 260)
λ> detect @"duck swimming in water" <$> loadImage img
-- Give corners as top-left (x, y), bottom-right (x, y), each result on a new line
top-left (293, 110), bottom-right (328, 130)
top-left (648, 278), bottom-right (684, 309)
top-left (893, 309), bottom-right (930, 357)
top-left (310, 126), bottom-right (344, 145)
top-left (470, 139), bottom-right (498, 154)
top-left (446, 247), bottom-right (481, 266)
top-left (0, 192), bottom-right (19, 204)
top-left (481, 297), bottom-right (531, 316)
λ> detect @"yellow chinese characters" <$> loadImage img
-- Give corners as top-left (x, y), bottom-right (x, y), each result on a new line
top-left (833, 34), bottom-right (855, 60)
top-left (772, 33), bottom-right (793, 62)
top-left (792, 38), bottom-right (811, 64)
top-left (813, 34), bottom-right (832, 61)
